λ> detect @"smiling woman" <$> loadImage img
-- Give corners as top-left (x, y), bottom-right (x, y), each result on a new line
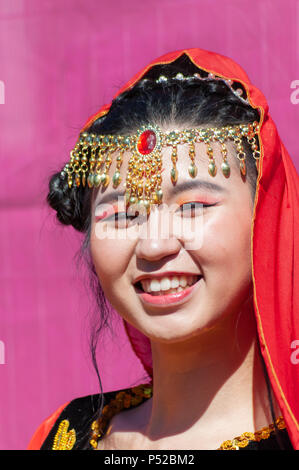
top-left (28, 49), bottom-right (299, 450)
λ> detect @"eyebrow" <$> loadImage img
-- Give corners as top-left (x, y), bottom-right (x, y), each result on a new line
top-left (95, 179), bottom-right (228, 205)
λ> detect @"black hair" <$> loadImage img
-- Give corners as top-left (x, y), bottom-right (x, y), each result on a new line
top-left (46, 54), bottom-right (284, 448)
top-left (48, 54), bottom-right (260, 232)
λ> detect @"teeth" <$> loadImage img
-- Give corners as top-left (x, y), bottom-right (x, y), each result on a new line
top-left (179, 276), bottom-right (187, 288)
top-left (160, 278), bottom-right (171, 291)
top-left (151, 279), bottom-right (162, 292)
top-left (171, 276), bottom-right (180, 289)
top-left (140, 274), bottom-right (199, 294)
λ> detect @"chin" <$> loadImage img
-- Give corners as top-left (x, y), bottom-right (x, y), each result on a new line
top-left (133, 309), bottom-right (217, 344)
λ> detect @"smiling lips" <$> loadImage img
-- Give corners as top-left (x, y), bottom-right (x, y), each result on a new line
top-left (134, 273), bottom-right (203, 306)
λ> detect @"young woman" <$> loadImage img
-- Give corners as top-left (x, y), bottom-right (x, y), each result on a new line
top-left (28, 48), bottom-right (299, 450)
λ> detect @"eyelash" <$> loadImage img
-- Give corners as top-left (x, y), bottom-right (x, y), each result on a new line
top-left (97, 202), bottom-right (215, 223)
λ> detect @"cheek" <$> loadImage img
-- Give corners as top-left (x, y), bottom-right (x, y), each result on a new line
top-left (201, 209), bottom-right (252, 273)
top-left (90, 226), bottom-right (133, 286)
top-left (90, 228), bottom-right (138, 320)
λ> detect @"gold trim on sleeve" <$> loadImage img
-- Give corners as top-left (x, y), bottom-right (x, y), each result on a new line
top-left (52, 419), bottom-right (76, 450)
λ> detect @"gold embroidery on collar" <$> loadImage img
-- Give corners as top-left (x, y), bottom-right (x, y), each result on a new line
top-left (52, 419), bottom-right (76, 450)
top-left (218, 416), bottom-right (286, 450)
top-left (89, 384), bottom-right (286, 450)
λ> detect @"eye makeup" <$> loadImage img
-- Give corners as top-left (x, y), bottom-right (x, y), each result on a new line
top-left (176, 193), bottom-right (220, 207)
top-left (94, 192), bottom-right (220, 222)
top-left (94, 202), bottom-right (125, 222)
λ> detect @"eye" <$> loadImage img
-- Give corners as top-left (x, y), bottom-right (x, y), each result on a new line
top-left (108, 212), bottom-right (133, 221)
top-left (96, 202), bottom-right (215, 225)
top-left (178, 201), bottom-right (215, 217)
top-left (98, 211), bottom-right (146, 228)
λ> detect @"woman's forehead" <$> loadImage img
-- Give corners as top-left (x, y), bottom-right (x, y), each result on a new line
top-left (85, 119), bottom-right (259, 213)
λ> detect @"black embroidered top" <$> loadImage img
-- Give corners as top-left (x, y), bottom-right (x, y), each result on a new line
top-left (36, 386), bottom-right (293, 451)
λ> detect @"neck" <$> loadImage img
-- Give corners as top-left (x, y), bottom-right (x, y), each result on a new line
top-left (142, 297), bottom-right (280, 446)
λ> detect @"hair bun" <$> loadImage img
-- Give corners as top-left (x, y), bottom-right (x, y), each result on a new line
top-left (47, 171), bottom-right (90, 232)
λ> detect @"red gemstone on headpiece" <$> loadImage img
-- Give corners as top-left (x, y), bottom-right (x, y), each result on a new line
top-left (137, 130), bottom-right (156, 155)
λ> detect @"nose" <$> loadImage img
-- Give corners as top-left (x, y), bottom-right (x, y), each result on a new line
top-left (134, 205), bottom-right (182, 261)
top-left (135, 236), bottom-right (182, 261)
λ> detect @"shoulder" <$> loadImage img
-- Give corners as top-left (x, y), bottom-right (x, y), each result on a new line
top-left (27, 389), bottom-right (121, 450)
top-left (27, 400), bottom-right (70, 450)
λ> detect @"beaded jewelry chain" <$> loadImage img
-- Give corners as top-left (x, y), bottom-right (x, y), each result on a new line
top-left (88, 382), bottom-right (286, 450)
top-left (218, 416), bottom-right (286, 450)
top-left (61, 121), bottom-right (260, 215)
top-left (89, 383), bottom-right (153, 449)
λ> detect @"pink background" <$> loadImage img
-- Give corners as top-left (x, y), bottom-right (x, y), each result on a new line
top-left (1, 0), bottom-right (299, 450)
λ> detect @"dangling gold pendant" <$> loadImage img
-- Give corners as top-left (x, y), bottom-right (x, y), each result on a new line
top-left (188, 163), bottom-right (198, 178)
top-left (93, 174), bottom-right (101, 187)
top-left (154, 188), bottom-right (163, 203)
top-left (75, 173), bottom-right (81, 187)
top-left (221, 161), bottom-right (230, 178)
top-left (87, 174), bottom-right (94, 188)
top-left (101, 174), bottom-right (110, 188)
top-left (208, 161), bottom-right (217, 177)
top-left (240, 159), bottom-right (247, 177)
top-left (171, 166), bottom-right (178, 184)
top-left (112, 171), bottom-right (122, 188)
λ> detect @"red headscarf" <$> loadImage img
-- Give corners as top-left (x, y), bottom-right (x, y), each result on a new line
top-left (81, 48), bottom-right (299, 449)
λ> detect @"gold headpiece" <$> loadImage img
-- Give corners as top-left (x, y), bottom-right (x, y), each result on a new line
top-left (61, 121), bottom-right (260, 214)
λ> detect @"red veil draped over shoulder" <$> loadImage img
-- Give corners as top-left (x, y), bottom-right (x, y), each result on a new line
top-left (82, 49), bottom-right (299, 449)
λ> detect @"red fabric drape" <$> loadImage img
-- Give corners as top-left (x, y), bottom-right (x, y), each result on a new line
top-left (27, 401), bottom-right (70, 450)
top-left (80, 48), bottom-right (299, 449)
